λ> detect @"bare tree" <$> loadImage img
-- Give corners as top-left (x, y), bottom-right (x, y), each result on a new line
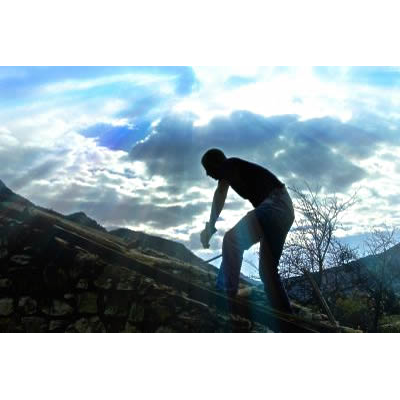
top-left (361, 224), bottom-right (399, 332)
top-left (283, 183), bottom-right (358, 288)
top-left (278, 183), bottom-right (358, 325)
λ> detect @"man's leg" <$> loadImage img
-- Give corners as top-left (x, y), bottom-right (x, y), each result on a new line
top-left (216, 210), bottom-right (263, 296)
top-left (259, 238), bottom-right (293, 314)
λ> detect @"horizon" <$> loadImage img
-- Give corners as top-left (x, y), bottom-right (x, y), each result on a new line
top-left (1, 66), bottom-right (400, 275)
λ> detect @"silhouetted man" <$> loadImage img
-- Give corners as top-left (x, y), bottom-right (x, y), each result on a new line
top-left (200, 148), bottom-right (294, 314)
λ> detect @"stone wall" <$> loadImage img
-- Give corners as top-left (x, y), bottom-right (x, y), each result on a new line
top-left (0, 209), bottom-right (271, 333)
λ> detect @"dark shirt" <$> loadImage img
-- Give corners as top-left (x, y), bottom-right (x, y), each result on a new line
top-left (218, 157), bottom-right (284, 207)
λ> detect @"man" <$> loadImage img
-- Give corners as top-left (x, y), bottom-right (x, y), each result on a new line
top-left (200, 148), bottom-right (294, 314)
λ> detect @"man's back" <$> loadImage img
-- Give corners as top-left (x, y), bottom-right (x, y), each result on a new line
top-left (218, 157), bottom-right (284, 207)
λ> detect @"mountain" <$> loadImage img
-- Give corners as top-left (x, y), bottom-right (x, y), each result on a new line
top-left (110, 228), bottom-right (210, 268)
top-left (285, 243), bottom-right (400, 303)
top-left (65, 212), bottom-right (107, 233)
top-left (0, 179), bottom-right (33, 208)
top-left (0, 179), bottom-right (351, 332)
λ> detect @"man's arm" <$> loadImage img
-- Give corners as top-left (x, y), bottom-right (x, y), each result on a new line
top-left (209, 179), bottom-right (229, 228)
top-left (201, 179), bottom-right (229, 249)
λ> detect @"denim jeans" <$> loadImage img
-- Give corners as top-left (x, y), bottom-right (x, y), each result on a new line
top-left (216, 186), bottom-right (295, 313)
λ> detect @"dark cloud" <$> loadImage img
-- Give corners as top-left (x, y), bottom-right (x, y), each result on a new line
top-left (70, 195), bottom-right (208, 230)
top-left (0, 145), bottom-right (68, 193)
top-left (223, 200), bottom-right (247, 211)
top-left (10, 159), bottom-right (62, 191)
top-left (129, 111), bottom-right (384, 195)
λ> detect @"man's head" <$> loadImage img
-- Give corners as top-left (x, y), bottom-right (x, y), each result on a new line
top-left (201, 148), bottom-right (226, 180)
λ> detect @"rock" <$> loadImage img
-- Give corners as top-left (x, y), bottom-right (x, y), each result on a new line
top-left (0, 316), bottom-right (24, 332)
top-left (17, 296), bottom-right (37, 315)
top-left (94, 276), bottom-right (113, 290)
top-left (116, 278), bottom-right (136, 291)
top-left (104, 292), bottom-right (131, 317)
top-left (0, 278), bottom-right (12, 289)
top-left (66, 317), bottom-right (89, 333)
top-left (43, 263), bottom-right (71, 291)
top-left (153, 305), bottom-right (173, 324)
top-left (156, 326), bottom-right (176, 333)
top-left (89, 316), bottom-right (106, 333)
top-left (42, 299), bottom-right (74, 316)
top-left (76, 279), bottom-right (88, 290)
top-left (128, 303), bottom-right (145, 323)
top-left (49, 320), bottom-right (69, 332)
top-left (77, 292), bottom-right (98, 314)
top-left (124, 322), bottom-right (139, 332)
top-left (22, 317), bottom-right (48, 333)
top-left (66, 317), bottom-right (106, 333)
top-left (70, 252), bottom-right (104, 280)
top-left (10, 254), bottom-right (31, 266)
top-left (0, 298), bottom-right (14, 316)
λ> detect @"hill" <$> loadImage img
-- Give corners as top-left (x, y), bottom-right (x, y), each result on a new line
top-left (110, 228), bottom-right (211, 268)
top-left (0, 179), bottom-right (353, 332)
top-left (285, 244), bottom-right (400, 303)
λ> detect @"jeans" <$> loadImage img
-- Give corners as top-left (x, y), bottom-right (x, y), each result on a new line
top-left (216, 186), bottom-right (295, 313)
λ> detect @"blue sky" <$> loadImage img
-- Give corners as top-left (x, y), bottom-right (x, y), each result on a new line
top-left (1, 66), bottom-right (400, 270)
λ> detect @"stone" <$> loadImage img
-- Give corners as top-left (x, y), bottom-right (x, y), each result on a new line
top-left (17, 296), bottom-right (37, 315)
top-left (0, 316), bottom-right (24, 333)
top-left (0, 298), bottom-right (14, 316)
top-left (128, 303), bottom-right (145, 323)
top-left (10, 254), bottom-right (31, 266)
top-left (42, 299), bottom-right (74, 316)
top-left (66, 318), bottom-right (89, 333)
top-left (0, 278), bottom-right (12, 289)
top-left (124, 322), bottom-right (138, 333)
top-left (156, 326), bottom-right (176, 333)
top-left (43, 263), bottom-right (70, 291)
top-left (104, 292), bottom-right (131, 317)
top-left (154, 305), bottom-right (173, 324)
top-left (0, 248), bottom-right (8, 259)
top-left (76, 279), bottom-right (88, 290)
top-left (49, 320), bottom-right (69, 332)
top-left (94, 277), bottom-right (113, 290)
top-left (22, 317), bottom-right (48, 333)
top-left (77, 292), bottom-right (98, 314)
top-left (66, 317), bottom-right (106, 333)
top-left (89, 316), bottom-right (106, 333)
top-left (70, 252), bottom-right (104, 280)
top-left (116, 278), bottom-right (136, 291)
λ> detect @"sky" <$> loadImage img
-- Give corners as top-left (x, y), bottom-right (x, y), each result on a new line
top-left (1, 66), bottom-right (400, 273)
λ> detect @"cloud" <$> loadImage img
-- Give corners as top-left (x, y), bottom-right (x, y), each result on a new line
top-left (0, 67), bottom-right (199, 102)
top-left (2, 66), bottom-right (400, 259)
top-left (79, 122), bottom-right (151, 151)
top-left (224, 75), bottom-right (258, 89)
top-left (130, 111), bottom-right (382, 195)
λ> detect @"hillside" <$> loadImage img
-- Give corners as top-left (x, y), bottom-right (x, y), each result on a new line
top-left (0, 180), bottom-right (354, 332)
top-left (285, 244), bottom-right (400, 303)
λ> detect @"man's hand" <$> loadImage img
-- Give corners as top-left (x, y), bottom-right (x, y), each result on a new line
top-left (200, 222), bottom-right (217, 249)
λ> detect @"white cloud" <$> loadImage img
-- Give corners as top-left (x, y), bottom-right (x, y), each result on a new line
top-left (40, 73), bottom-right (176, 94)
top-left (0, 127), bottom-right (19, 147)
